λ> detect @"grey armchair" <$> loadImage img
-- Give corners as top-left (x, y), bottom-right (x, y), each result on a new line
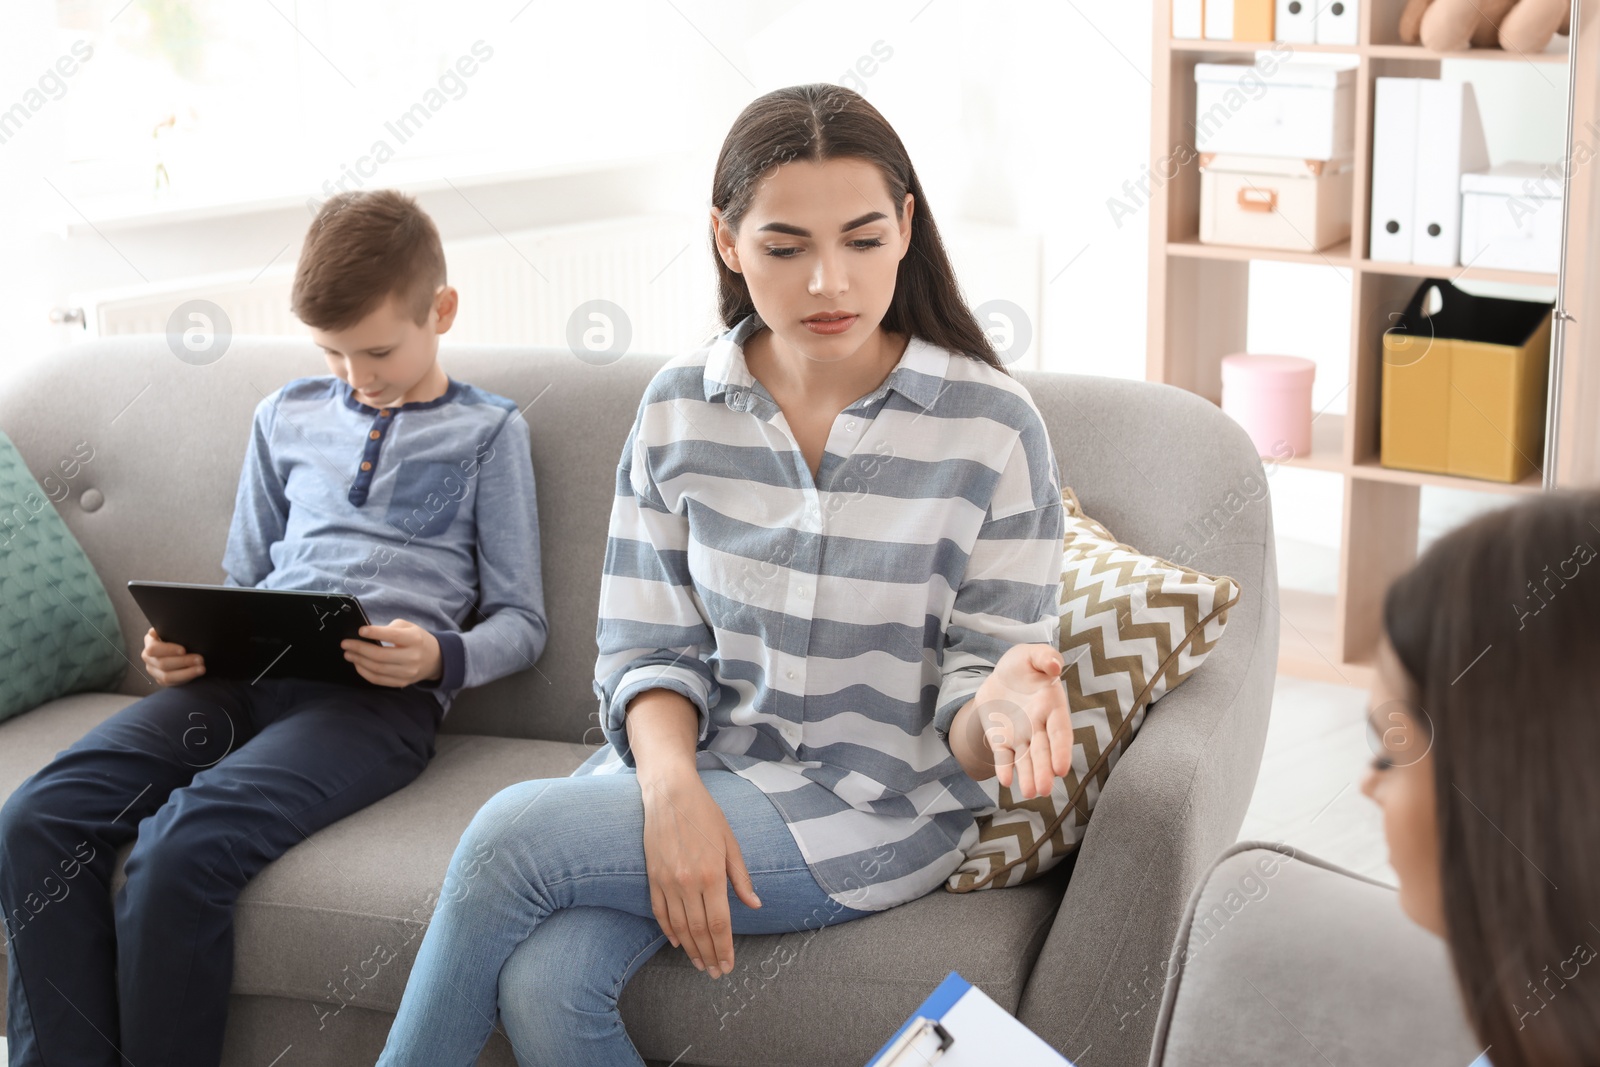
top-left (1147, 842), bottom-right (1482, 1066)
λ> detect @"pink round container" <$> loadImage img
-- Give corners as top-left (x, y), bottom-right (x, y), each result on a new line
top-left (1220, 354), bottom-right (1316, 460)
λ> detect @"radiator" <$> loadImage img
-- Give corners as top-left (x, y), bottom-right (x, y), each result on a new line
top-left (81, 215), bottom-right (721, 357)
top-left (76, 215), bottom-right (1041, 369)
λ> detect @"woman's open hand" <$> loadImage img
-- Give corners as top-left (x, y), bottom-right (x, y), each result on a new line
top-left (974, 643), bottom-right (1070, 800)
top-left (639, 769), bottom-right (761, 980)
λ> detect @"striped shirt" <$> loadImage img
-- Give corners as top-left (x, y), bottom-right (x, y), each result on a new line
top-left (571, 312), bottom-right (1064, 912)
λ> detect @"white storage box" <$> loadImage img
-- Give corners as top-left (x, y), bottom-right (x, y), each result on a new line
top-left (1460, 162), bottom-right (1564, 275)
top-left (1194, 60), bottom-right (1357, 162)
top-left (1200, 153), bottom-right (1354, 252)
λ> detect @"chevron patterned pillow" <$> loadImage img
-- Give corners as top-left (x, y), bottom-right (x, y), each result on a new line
top-left (944, 485), bottom-right (1240, 892)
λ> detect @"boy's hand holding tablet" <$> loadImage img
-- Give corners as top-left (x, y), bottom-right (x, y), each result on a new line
top-left (141, 626), bottom-right (207, 687)
top-left (341, 619), bottom-right (442, 686)
top-left (139, 619), bottom-right (442, 689)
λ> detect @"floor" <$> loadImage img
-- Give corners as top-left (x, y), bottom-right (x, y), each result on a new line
top-left (1239, 672), bottom-right (1395, 885)
top-left (0, 673), bottom-right (1387, 1063)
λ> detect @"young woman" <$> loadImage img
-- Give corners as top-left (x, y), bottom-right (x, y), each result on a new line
top-left (1362, 489), bottom-right (1600, 1067)
top-left (376, 83), bottom-right (1074, 1067)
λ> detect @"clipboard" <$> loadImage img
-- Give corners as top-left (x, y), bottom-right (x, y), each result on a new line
top-left (866, 971), bottom-right (1073, 1066)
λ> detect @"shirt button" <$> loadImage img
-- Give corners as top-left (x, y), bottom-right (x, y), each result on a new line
top-left (369, 430), bottom-right (381, 440)
top-left (379, 409), bottom-right (391, 417)
top-left (786, 670), bottom-right (796, 680)
top-left (360, 461), bottom-right (372, 471)
top-left (846, 420), bottom-right (857, 431)
top-left (796, 585), bottom-right (809, 598)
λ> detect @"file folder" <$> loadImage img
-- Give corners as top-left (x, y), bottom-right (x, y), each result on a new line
top-left (1174, 0), bottom-right (1205, 38)
top-left (1369, 77), bottom-right (1421, 262)
top-left (1205, 0), bottom-right (1235, 38)
top-left (1233, 0), bottom-right (1274, 39)
top-left (1276, 0), bottom-right (1317, 41)
top-left (866, 972), bottom-right (1073, 1067)
top-left (1412, 80), bottom-right (1488, 266)
top-left (1315, 0), bottom-right (1358, 44)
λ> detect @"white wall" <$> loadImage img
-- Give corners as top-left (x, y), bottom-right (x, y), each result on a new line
top-left (3, 1), bottom-right (1569, 577)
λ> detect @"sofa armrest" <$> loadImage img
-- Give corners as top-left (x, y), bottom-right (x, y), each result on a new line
top-left (1147, 842), bottom-right (1481, 1066)
top-left (1015, 537), bottom-right (1276, 1067)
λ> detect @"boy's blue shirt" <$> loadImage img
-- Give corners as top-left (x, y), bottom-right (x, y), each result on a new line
top-left (220, 373), bottom-right (548, 716)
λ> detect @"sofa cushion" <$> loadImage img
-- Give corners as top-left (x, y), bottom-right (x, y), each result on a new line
top-left (0, 690), bottom-right (131, 804)
top-left (947, 486), bottom-right (1240, 892)
top-left (1, 695), bottom-right (1072, 1066)
top-left (223, 730), bottom-right (1070, 1065)
top-left (0, 431), bottom-right (125, 724)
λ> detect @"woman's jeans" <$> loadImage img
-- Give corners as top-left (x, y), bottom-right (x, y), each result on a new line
top-left (377, 768), bottom-right (877, 1066)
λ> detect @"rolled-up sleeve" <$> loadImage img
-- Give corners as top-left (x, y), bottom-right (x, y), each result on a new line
top-left (933, 410), bottom-right (1064, 745)
top-left (592, 407), bottom-right (717, 768)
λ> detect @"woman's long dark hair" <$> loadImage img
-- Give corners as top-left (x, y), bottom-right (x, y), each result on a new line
top-left (709, 83), bottom-right (1006, 373)
top-left (1383, 489), bottom-right (1600, 1067)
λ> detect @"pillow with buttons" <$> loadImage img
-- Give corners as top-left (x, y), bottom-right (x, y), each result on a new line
top-left (0, 429), bottom-right (125, 723)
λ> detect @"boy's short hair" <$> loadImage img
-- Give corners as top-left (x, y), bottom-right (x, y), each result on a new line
top-left (291, 190), bottom-right (446, 331)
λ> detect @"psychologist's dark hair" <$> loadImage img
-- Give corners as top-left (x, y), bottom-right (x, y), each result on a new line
top-left (1383, 489), bottom-right (1600, 1067)
top-left (709, 83), bottom-right (1006, 373)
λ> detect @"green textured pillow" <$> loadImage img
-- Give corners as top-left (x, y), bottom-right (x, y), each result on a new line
top-left (0, 429), bottom-right (124, 722)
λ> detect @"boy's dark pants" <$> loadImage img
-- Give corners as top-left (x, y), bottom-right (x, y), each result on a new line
top-left (0, 674), bottom-right (441, 1067)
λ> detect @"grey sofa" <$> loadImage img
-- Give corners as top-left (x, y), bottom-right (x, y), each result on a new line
top-left (1148, 842), bottom-right (1482, 1066)
top-left (0, 335), bottom-right (1279, 1067)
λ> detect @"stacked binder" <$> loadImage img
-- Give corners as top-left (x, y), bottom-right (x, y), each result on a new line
top-left (1369, 78), bottom-right (1490, 266)
top-left (1171, 0), bottom-right (1359, 44)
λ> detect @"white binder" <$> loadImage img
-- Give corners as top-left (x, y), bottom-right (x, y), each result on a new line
top-left (1314, 0), bottom-right (1359, 44)
top-left (1369, 77), bottom-right (1422, 263)
top-left (1411, 80), bottom-right (1489, 266)
top-left (1275, 0), bottom-right (1317, 41)
top-left (1174, 0), bottom-right (1206, 39)
top-left (1205, 0), bottom-right (1235, 38)
top-left (867, 972), bottom-right (1073, 1067)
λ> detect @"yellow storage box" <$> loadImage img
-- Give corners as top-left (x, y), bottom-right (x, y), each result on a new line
top-left (1380, 280), bottom-right (1552, 484)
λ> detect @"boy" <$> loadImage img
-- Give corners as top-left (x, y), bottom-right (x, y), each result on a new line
top-left (0, 189), bottom-right (547, 1067)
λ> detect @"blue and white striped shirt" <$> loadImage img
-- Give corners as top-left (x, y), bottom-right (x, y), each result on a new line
top-left (572, 313), bottom-right (1064, 912)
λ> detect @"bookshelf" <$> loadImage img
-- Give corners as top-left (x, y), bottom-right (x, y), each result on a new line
top-left (1149, 0), bottom-right (1600, 688)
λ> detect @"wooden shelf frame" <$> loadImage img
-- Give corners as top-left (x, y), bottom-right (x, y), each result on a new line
top-left (1149, 0), bottom-right (1600, 683)
top-left (1170, 38), bottom-right (1571, 63)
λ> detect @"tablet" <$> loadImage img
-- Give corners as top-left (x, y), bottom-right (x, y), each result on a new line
top-left (128, 580), bottom-right (380, 688)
